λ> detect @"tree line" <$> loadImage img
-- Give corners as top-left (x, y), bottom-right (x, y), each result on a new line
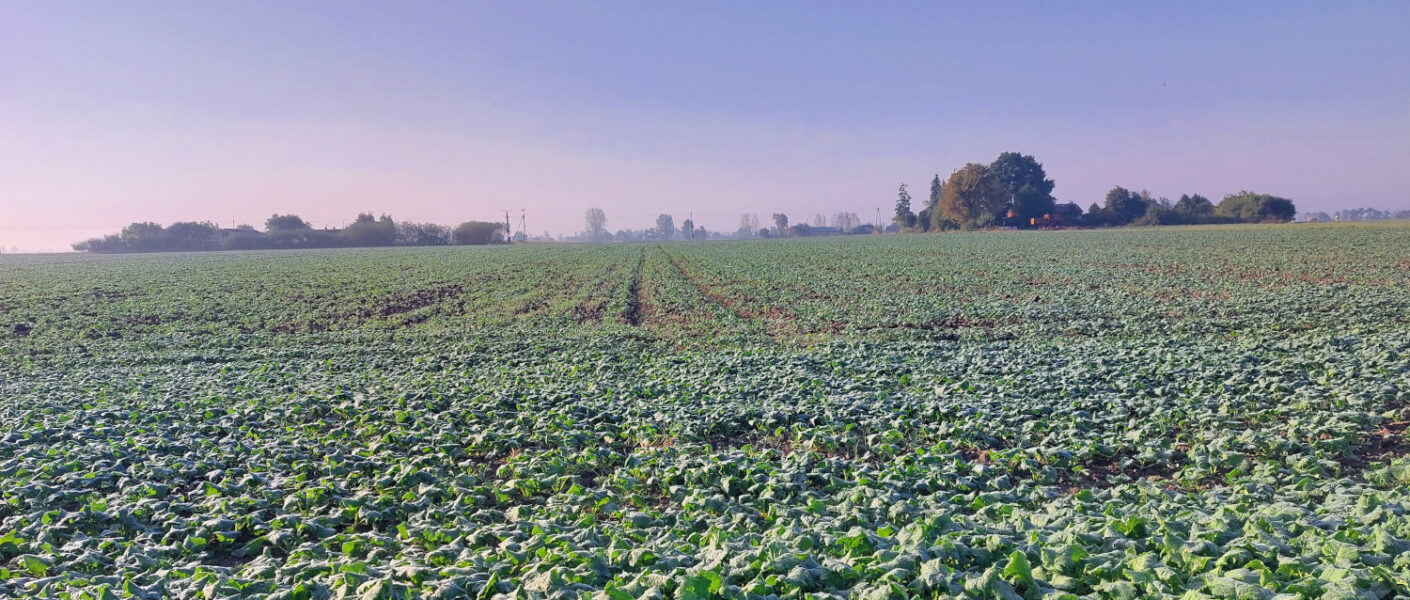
top-left (71, 153), bottom-right (1322, 253)
top-left (73, 213), bottom-right (511, 253)
top-left (892, 152), bottom-right (1297, 231)
top-left (1302, 207), bottom-right (1410, 222)
top-left (573, 152), bottom-right (1303, 244)
top-left (579, 209), bottom-right (716, 242)
top-left (575, 210), bottom-right (876, 242)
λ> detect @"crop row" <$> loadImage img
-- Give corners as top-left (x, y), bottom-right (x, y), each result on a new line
top-left (1, 223), bottom-right (1408, 598)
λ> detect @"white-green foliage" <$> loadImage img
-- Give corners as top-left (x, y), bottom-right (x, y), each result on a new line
top-left (0, 223), bottom-right (1408, 599)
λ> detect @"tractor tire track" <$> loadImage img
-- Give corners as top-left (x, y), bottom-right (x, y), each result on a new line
top-left (620, 246), bottom-right (645, 326)
top-left (658, 246), bottom-right (805, 344)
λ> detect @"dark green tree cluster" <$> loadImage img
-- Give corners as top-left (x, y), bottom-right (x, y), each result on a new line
top-left (916, 175), bottom-right (942, 231)
top-left (1087, 189), bottom-right (1295, 226)
top-left (74, 213), bottom-right (505, 253)
top-left (73, 221), bottom-right (225, 253)
top-left (341, 213), bottom-right (397, 246)
top-left (1215, 191), bottom-right (1297, 223)
top-left (894, 152), bottom-right (1057, 231)
top-left (397, 222), bottom-right (452, 246)
top-left (451, 221), bottom-right (505, 245)
top-left (890, 151), bottom-right (1297, 231)
top-left (990, 152), bottom-right (1057, 225)
top-left (892, 185), bottom-right (915, 229)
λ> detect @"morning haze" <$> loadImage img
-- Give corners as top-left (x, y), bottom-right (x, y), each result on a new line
top-left (8, 4), bottom-right (1410, 599)
top-left (2, 2), bottom-right (1408, 250)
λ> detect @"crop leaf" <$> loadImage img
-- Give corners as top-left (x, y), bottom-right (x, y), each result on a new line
top-left (1002, 550), bottom-right (1036, 589)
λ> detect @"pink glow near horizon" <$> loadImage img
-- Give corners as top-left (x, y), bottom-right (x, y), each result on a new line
top-left (2, 2), bottom-right (1408, 252)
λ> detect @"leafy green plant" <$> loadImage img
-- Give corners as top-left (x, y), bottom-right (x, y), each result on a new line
top-left (1, 224), bottom-right (1409, 598)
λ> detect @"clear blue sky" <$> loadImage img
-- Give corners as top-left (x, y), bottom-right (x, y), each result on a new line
top-left (3, 1), bottom-right (1408, 250)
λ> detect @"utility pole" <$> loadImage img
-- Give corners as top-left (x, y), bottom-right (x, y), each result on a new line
top-left (518, 210), bottom-right (527, 242)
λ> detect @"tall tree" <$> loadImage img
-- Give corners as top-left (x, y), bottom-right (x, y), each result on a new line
top-left (585, 208), bottom-right (608, 241)
top-left (1174, 194), bottom-right (1214, 216)
top-left (737, 214), bottom-right (759, 238)
top-left (938, 164), bottom-right (1006, 228)
top-left (1102, 186), bottom-right (1148, 225)
top-left (893, 184), bottom-right (915, 229)
top-left (989, 152), bottom-right (1056, 225)
top-left (655, 214), bottom-right (676, 241)
top-left (919, 175), bottom-right (942, 231)
top-left (681, 219), bottom-right (695, 241)
top-left (772, 213), bottom-right (789, 236)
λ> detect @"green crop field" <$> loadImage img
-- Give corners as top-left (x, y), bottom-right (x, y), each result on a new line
top-left (2, 223), bottom-right (1409, 600)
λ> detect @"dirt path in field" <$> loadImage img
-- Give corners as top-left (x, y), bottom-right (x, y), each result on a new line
top-left (658, 247), bottom-right (807, 343)
top-left (621, 246), bottom-right (645, 326)
top-left (640, 245), bottom-right (732, 338)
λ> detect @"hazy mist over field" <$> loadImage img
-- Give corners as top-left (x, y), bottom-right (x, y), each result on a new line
top-left (6, 5), bottom-right (1410, 596)
top-left (3, 2), bottom-right (1410, 251)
